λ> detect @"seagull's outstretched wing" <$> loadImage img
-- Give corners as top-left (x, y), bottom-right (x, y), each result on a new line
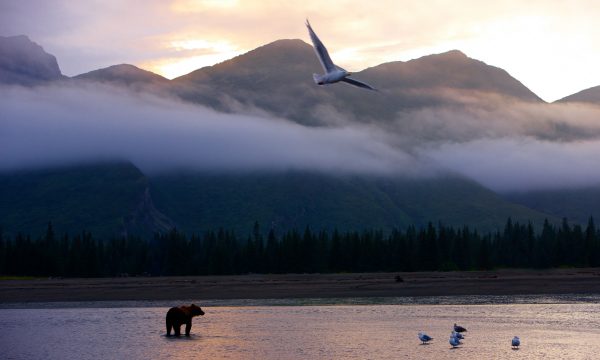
top-left (306, 19), bottom-right (335, 73)
top-left (341, 77), bottom-right (378, 91)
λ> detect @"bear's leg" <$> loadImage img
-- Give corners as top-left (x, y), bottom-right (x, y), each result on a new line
top-left (174, 324), bottom-right (181, 336)
top-left (185, 320), bottom-right (192, 336)
top-left (166, 318), bottom-right (173, 336)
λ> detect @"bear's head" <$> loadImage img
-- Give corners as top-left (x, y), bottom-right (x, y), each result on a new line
top-left (190, 304), bottom-right (205, 316)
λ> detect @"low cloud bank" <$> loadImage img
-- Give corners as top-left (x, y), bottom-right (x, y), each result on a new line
top-left (424, 137), bottom-right (600, 192)
top-left (0, 84), bottom-right (423, 176)
top-left (3, 83), bottom-right (600, 193)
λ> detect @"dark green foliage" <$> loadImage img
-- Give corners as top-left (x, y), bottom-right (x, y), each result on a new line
top-left (1, 163), bottom-right (559, 239)
top-left (0, 163), bottom-right (148, 238)
top-left (151, 172), bottom-right (556, 235)
top-left (506, 187), bottom-right (600, 225)
top-left (2, 218), bottom-right (600, 277)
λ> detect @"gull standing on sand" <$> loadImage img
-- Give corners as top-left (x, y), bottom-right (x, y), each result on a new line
top-left (512, 336), bottom-right (520, 348)
top-left (449, 334), bottom-right (461, 348)
top-left (418, 331), bottom-right (433, 344)
top-left (454, 323), bottom-right (467, 333)
top-left (305, 20), bottom-right (377, 91)
top-left (452, 331), bottom-right (464, 340)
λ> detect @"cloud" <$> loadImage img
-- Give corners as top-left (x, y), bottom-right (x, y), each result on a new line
top-left (390, 92), bottom-right (600, 146)
top-left (424, 137), bottom-right (600, 192)
top-left (3, 82), bottom-right (600, 194)
top-left (0, 83), bottom-right (424, 176)
top-left (400, 93), bottom-right (600, 192)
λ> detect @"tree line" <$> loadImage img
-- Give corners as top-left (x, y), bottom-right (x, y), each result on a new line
top-left (1, 218), bottom-right (599, 277)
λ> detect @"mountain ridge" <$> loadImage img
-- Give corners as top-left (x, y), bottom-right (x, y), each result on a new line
top-left (0, 36), bottom-right (590, 237)
top-left (74, 63), bottom-right (168, 85)
top-left (0, 35), bottom-right (64, 85)
top-left (557, 85), bottom-right (600, 105)
top-left (2, 35), bottom-right (597, 103)
top-left (0, 162), bottom-right (559, 237)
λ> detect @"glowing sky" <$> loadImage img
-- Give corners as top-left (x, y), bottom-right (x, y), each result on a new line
top-left (1, 0), bottom-right (600, 102)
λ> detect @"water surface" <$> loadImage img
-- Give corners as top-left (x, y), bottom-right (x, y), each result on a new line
top-left (2, 298), bottom-right (600, 359)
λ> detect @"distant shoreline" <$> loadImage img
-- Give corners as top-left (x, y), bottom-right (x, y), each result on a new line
top-left (2, 269), bottom-right (600, 304)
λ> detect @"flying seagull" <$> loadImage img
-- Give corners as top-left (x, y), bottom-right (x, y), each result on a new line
top-left (512, 336), bottom-right (520, 349)
top-left (453, 323), bottom-right (467, 333)
top-left (418, 331), bottom-right (433, 344)
top-left (305, 20), bottom-right (377, 91)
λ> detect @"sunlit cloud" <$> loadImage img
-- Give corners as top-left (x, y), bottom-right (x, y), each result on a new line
top-left (144, 52), bottom-right (241, 79)
top-left (171, 0), bottom-right (240, 12)
top-left (142, 38), bottom-right (242, 78)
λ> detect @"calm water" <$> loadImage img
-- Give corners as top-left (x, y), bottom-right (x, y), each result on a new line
top-left (2, 297), bottom-right (600, 359)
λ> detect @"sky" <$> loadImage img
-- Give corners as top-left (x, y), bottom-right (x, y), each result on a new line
top-left (1, 0), bottom-right (600, 102)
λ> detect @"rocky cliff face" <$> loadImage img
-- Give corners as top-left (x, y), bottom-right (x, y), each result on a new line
top-left (0, 35), bottom-right (64, 85)
top-left (121, 186), bottom-right (176, 237)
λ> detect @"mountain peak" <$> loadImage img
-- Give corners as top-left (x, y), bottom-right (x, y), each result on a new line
top-left (436, 49), bottom-right (468, 58)
top-left (184, 38), bottom-right (314, 75)
top-left (74, 63), bottom-right (167, 85)
top-left (360, 49), bottom-right (541, 102)
top-left (0, 35), bottom-right (63, 85)
top-left (259, 38), bottom-right (312, 49)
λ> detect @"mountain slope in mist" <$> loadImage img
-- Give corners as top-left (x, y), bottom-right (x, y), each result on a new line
top-left (0, 35), bottom-right (64, 85)
top-left (151, 171), bottom-right (556, 235)
top-left (0, 163), bottom-right (174, 238)
top-left (74, 64), bottom-right (169, 88)
top-left (1, 36), bottom-right (598, 237)
top-left (0, 162), bottom-right (557, 237)
top-left (558, 85), bottom-right (600, 105)
top-left (172, 39), bottom-right (332, 125)
top-left (506, 186), bottom-right (600, 225)
top-left (172, 39), bottom-right (542, 125)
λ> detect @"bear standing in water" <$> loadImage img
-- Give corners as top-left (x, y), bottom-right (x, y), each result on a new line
top-left (166, 304), bottom-right (205, 336)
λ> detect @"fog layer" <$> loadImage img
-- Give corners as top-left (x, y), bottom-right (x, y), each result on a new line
top-left (3, 83), bottom-right (600, 192)
top-left (0, 84), bottom-right (422, 176)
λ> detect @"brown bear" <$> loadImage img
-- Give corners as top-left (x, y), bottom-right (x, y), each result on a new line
top-left (166, 304), bottom-right (205, 336)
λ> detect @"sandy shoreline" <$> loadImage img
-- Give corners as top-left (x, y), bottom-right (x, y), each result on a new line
top-left (2, 269), bottom-right (600, 303)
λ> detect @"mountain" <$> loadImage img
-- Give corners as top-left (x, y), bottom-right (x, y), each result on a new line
top-left (74, 64), bottom-right (168, 88)
top-left (557, 85), bottom-right (600, 104)
top-left (172, 39), bottom-right (331, 125)
top-left (506, 186), bottom-right (600, 225)
top-left (151, 172), bottom-right (556, 235)
top-left (0, 162), bottom-right (174, 238)
top-left (0, 162), bottom-right (557, 238)
top-left (172, 40), bottom-right (542, 125)
top-left (0, 35), bottom-right (544, 123)
top-left (360, 50), bottom-right (540, 100)
top-left (0, 35), bottom-right (64, 85)
top-left (0, 37), bottom-right (565, 237)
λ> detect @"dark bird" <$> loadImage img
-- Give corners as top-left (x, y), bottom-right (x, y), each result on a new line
top-left (449, 334), bottom-right (461, 348)
top-left (454, 323), bottom-right (467, 333)
top-left (512, 336), bottom-right (520, 349)
top-left (418, 331), bottom-right (433, 344)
